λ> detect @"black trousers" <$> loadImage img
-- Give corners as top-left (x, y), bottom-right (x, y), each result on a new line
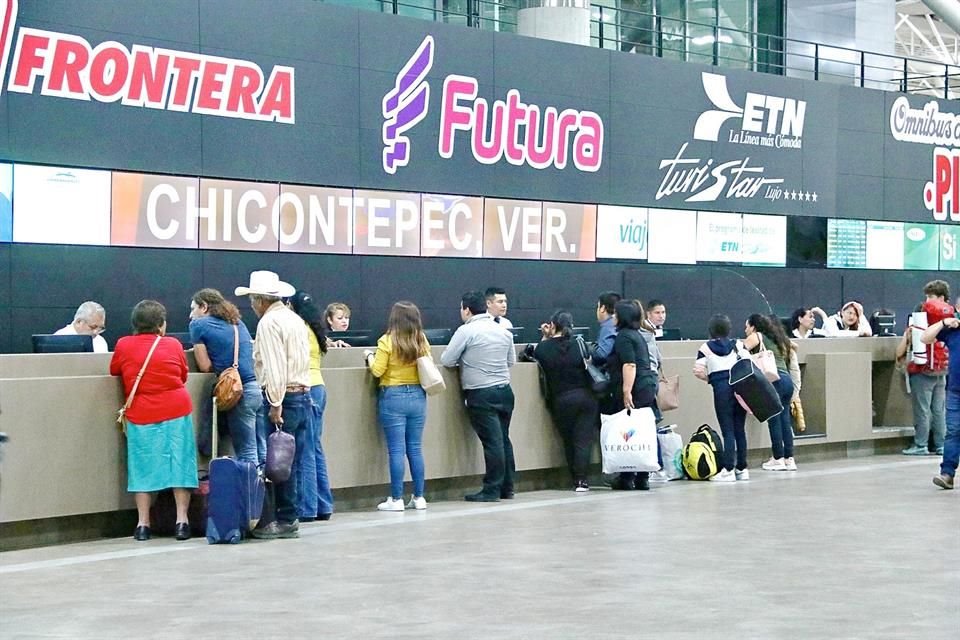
top-left (550, 388), bottom-right (599, 483)
top-left (464, 384), bottom-right (515, 496)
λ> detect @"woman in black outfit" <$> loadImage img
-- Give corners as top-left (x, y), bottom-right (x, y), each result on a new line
top-left (534, 311), bottom-right (599, 492)
top-left (605, 300), bottom-right (659, 490)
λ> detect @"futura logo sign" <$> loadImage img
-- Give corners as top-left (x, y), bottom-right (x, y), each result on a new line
top-left (694, 73), bottom-right (806, 149)
top-left (0, 0), bottom-right (295, 123)
top-left (382, 35), bottom-right (604, 175)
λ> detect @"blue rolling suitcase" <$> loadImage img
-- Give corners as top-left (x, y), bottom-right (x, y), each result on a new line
top-left (206, 399), bottom-right (266, 544)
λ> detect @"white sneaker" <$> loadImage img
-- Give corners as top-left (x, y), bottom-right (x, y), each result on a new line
top-left (784, 458), bottom-right (798, 471)
top-left (377, 497), bottom-right (405, 512)
top-left (761, 457), bottom-right (786, 471)
top-left (407, 496), bottom-right (427, 510)
top-left (709, 469), bottom-right (736, 482)
top-left (735, 468), bottom-right (750, 481)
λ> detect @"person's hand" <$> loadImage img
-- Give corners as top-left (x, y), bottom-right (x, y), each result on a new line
top-left (623, 388), bottom-right (634, 410)
top-left (943, 317), bottom-right (960, 329)
top-left (362, 349), bottom-right (374, 366)
top-left (540, 323), bottom-right (554, 338)
top-left (268, 405), bottom-right (283, 425)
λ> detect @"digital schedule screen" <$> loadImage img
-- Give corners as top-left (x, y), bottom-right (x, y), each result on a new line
top-left (902, 223), bottom-right (939, 270)
top-left (827, 219), bottom-right (866, 268)
top-left (742, 214), bottom-right (787, 266)
top-left (865, 221), bottom-right (904, 269)
top-left (0, 163), bottom-right (11, 242)
top-left (647, 208), bottom-right (697, 264)
top-left (12, 165), bottom-right (112, 245)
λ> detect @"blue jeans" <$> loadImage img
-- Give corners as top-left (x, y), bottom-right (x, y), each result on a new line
top-left (378, 385), bottom-right (427, 499)
top-left (940, 388), bottom-right (960, 478)
top-left (293, 386), bottom-right (334, 518)
top-left (910, 373), bottom-right (946, 450)
top-left (258, 391), bottom-right (311, 524)
top-left (223, 381), bottom-right (261, 464)
top-left (768, 371), bottom-right (795, 459)
top-left (710, 376), bottom-right (748, 471)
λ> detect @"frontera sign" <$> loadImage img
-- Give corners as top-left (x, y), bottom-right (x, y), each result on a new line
top-left (383, 35), bottom-right (604, 175)
top-left (0, 1), bottom-right (295, 124)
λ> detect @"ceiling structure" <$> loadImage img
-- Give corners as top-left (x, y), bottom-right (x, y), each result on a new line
top-left (895, 0), bottom-right (959, 97)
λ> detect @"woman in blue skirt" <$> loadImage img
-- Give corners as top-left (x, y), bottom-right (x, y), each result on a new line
top-left (111, 300), bottom-right (197, 541)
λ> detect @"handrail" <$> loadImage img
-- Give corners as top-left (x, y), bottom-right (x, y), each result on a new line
top-left (331, 0), bottom-right (957, 99)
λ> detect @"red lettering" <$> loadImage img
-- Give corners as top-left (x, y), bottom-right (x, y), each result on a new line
top-left (88, 43), bottom-right (129, 99)
top-left (226, 64), bottom-right (262, 115)
top-left (258, 68), bottom-right (294, 122)
top-left (48, 37), bottom-right (89, 95)
top-left (953, 154), bottom-right (960, 216)
top-left (128, 49), bottom-right (169, 106)
top-left (935, 152), bottom-right (952, 215)
top-left (11, 31), bottom-right (50, 90)
top-left (168, 55), bottom-right (201, 108)
top-left (195, 60), bottom-right (228, 111)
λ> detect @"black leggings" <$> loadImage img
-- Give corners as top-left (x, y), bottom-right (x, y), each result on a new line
top-left (550, 388), bottom-right (599, 483)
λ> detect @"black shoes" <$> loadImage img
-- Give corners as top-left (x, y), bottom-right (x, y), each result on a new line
top-left (174, 522), bottom-right (191, 541)
top-left (317, 513), bottom-right (332, 521)
top-left (133, 525), bottom-right (151, 541)
top-left (464, 492), bottom-right (500, 502)
top-left (500, 489), bottom-right (515, 500)
top-left (634, 475), bottom-right (650, 491)
top-left (251, 520), bottom-right (300, 539)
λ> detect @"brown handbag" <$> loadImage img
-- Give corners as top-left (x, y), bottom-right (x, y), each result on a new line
top-left (656, 366), bottom-right (680, 412)
top-left (212, 324), bottom-right (243, 411)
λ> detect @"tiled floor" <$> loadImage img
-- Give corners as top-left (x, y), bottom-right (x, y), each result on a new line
top-left (1, 455), bottom-right (957, 639)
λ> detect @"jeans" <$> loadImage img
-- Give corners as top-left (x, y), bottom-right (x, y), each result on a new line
top-left (940, 387), bottom-right (960, 478)
top-left (768, 370), bottom-right (795, 459)
top-left (259, 391), bottom-right (311, 524)
top-left (910, 373), bottom-right (946, 450)
top-left (293, 386), bottom-right (334, 519)
top-left (550, 388), bottom-right (599, 483)
top-left (378, 385), bottom-right (427, 499)
top-left (464, 384), bottom-right (516, 496)
top-left (222, 381), bottom-right (261, 464)
top-left (710, 377), bottom-right (748, 471)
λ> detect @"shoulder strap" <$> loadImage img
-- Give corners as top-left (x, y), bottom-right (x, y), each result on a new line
top-left (575, 335), bottom-right (589, 364)
top-left (231, 323), bottom-right (239, 368)
top-left (123, 336), bottom-right (163, 412)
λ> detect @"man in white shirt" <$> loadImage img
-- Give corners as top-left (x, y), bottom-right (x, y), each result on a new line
top-left (485, 287), bottom-right (513, 329)
top-left (54, 301), bottom-right (108, 352)
top-left (646, 299), bottom-right (666, 338)
top-left (235, 270), bottom-right (310, 540)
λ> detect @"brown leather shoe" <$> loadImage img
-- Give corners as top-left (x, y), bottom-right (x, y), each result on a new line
top-left (933, 474), bottom-right (954, 490)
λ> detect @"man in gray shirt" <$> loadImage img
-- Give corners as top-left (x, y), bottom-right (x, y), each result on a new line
top-left (441, 291), bottom-right (517, 502)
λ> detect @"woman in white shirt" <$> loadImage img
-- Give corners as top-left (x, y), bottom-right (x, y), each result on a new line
top-left (822, 301), bottom-right (873, 337)
top-left (790, 307), bottom-right (827, 339)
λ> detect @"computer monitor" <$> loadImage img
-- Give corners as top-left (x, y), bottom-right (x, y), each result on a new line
top-left (507, 327), bottom-right (525, 343)
top-left (571, 326), bottom-right (591, 340)
top-left (31, 334), bottom-right (94, 353)
top-left (328, 330), bottom-right (375, 347)
top-left (660, 328), bottom-right (682, 341)
top-left (423, 328), bottom-right (452, 345)
top-left (870, 313), bottom-right (896, 337)
top-left (165, 332), bottom-right (193, 349)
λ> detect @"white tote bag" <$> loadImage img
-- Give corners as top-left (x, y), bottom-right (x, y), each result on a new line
top-left (599, 407), bottom-right (659, 474)
top-left (656, 424), bottom-right (684, 480)
top-left (416, 355), bottom-right (446, 396)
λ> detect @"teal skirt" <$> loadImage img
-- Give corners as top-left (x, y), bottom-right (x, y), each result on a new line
top-left (126, 415), bottom-right (199, 492)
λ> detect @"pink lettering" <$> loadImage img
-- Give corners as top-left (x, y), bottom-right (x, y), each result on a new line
top-left (472, 99), bottom-right (505, 163)
top-left (504, 89), bottom-right (525, 164)
top-left (525, 106), bottom-right (556, 169)
top-left (439, 75), bottom-right (478, 158)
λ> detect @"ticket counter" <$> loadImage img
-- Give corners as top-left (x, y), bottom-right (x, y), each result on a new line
top-left (0, 337), bottom-right (913, 548)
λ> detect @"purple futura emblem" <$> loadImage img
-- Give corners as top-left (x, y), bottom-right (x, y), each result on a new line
top-left (382, 36), bottom-right (435, 175)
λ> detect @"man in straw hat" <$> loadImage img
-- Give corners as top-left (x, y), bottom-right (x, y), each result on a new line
top-left (235, 271), bottom-right (311, 539)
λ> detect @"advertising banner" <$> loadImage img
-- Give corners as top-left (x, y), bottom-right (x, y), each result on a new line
top-left (0, 163), bottom-right (10, 242)
top-left (742, 214), bottom-right (786, 266)
top-left (277, 185), bottom-right (354, 255)
top-left (197, 179), bottom-right (280, 252)
top-left (647, 208), bottom-right (697, 264)
top-left (352, 190), bottom-right (421, 257)
top-left (420, 194), bottom-right (484, 258)
top-left (12, 165), bottom-right (111, 245)
top-left (596, 205), bottom-right (648, 260)
top-left (696, 211), bottom-right (742, 263)
top-left (111, 173), bottom-right (200, 248)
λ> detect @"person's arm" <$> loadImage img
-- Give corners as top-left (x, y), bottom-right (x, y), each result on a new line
top-left (692, 346), bottom-right (708, 382)
top-left (858, 316), bottom-right (873, 337)
top-left (177, 344), bottom-right (189, 383)
top-left (440, 326), bottom-right (469, 368)
top-left (821, 315), bottom-right (842, 337)
top-left (109, 348), bottom-right (122, 376)
top-left (742, 332), bottom-right (761, 351)
top-left (591, 324), bottom-right (615, 365)
top-left (788, 344), bottom-right (801, 399)
top-left (507, 338), bottom-right (517, 368)
top-left (895, 326), bottom-right (910, 360)
top-left (255, 319), bottom-right (287, 412)
top-left (366, 336), bottom-right (390, 378)
top-left (192, 343), bottom-right (213, 373)
top-left (622, 363), bottom-right (637, 409)
top-left (811, 306), bottom-right (829, 328)
top-left (922, 317), bottom-right (960, 344)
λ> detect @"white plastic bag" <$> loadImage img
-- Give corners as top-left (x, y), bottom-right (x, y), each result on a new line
top-left (656, 424), bottom-right (684, 480)
top-left (599, 408), bottom-right (659, 474)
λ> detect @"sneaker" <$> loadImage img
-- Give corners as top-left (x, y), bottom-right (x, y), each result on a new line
top-left (710, 469), bottom-right (736, 482)
top-left (933, 474), bottom-right (955, 490)
top-left (407, 496), bottom-right (427, 510)
top-left (784, 457), bottom-right (798, 471)
top-left (377, 497), bottom-right (405, 512)
top-left (251, 520), bottom-right (300, 539)
top-left (762, 457), bottom-right (786, 471)
top-left (574, 480), bottom-right (590, 493)
top-left (650, 471), bottom-right (669, 483)
top-left (735, 468), bottom-right (750, 481)
top-left (902, 445), bottom-right (928, 456)
top-left (934, 447), bottom-right (945, 456)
